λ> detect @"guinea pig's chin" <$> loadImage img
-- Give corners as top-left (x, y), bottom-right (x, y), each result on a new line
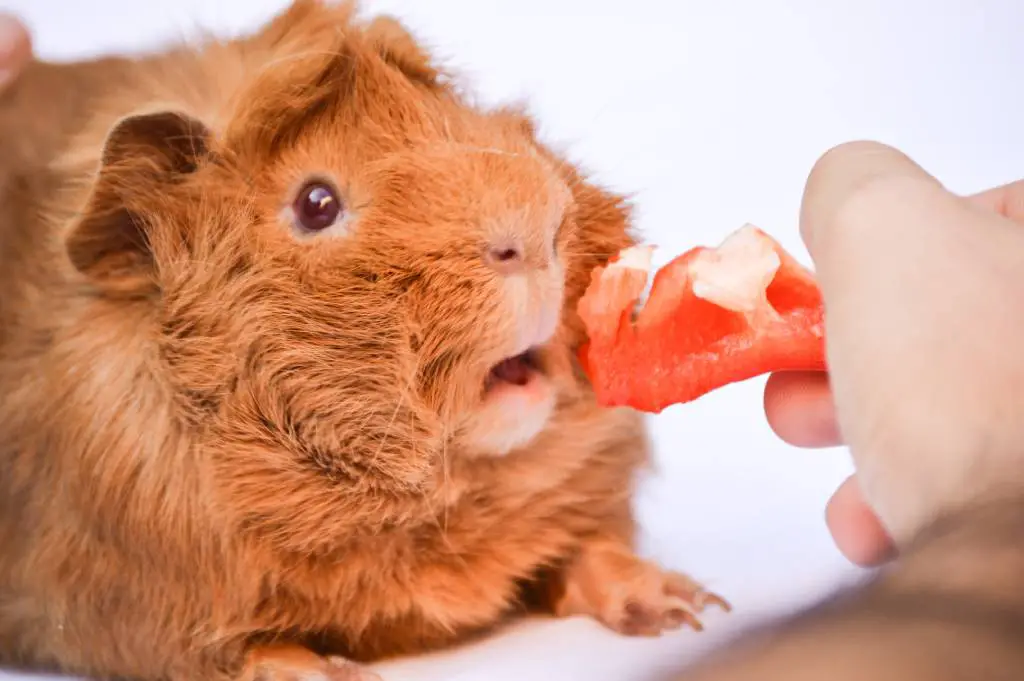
top-left (458, 369), bottom-right (558, 458)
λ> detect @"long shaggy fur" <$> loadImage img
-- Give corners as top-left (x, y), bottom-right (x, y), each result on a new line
top-left (0, 3), bottom-right (702, 680)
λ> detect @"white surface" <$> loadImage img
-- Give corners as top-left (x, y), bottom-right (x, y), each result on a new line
top-left (1, 0), bottom-right (1021, 679)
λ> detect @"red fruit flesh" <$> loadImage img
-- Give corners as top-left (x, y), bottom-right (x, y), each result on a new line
top-left (577, 224), bottom-right (826, 413)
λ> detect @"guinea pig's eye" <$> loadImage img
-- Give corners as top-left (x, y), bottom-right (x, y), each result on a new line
top-left (292, 181), bottom-right (344, 233)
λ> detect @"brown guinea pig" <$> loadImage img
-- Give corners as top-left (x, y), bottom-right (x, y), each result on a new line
top-left (0, 2), bottom-right (726, 680)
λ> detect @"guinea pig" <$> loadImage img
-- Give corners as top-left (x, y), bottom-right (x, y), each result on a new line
top-left (0, 2), bottom-right (726, 680)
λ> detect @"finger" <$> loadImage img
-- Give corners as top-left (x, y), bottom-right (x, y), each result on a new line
top-left (825, 475), bottom-right (896, 567)
top-left (799, 141), bottom-right (944, 255)
top-left (762, 371), bottom-right (841, 448)
top-left (965, 179), bottom-right (1024, 223)
top-left (0, 13), bottom-right (31, 92)
top-left (798, 141), bottom-right (1024, 543)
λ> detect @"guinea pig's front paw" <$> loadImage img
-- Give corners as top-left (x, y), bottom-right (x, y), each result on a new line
top-left (242, 645), bottom-right (382, 681)
top-left (551, 541), bottom-right (731, 636)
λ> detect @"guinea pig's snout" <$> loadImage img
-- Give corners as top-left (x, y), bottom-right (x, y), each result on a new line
top-left (498, 251), bottom-right (565, 356)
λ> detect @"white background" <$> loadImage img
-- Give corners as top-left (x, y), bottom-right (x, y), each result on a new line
top-left (2, 1), bottom-right (1021, 680)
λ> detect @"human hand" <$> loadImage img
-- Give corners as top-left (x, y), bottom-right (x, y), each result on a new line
top-left (763, 141), bottom-right (1024, 566)
top-left (0, 13), bottom-right (31, 93)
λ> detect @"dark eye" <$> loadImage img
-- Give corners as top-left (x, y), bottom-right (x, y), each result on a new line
top-left (293, 182), bottom-right (343, 232)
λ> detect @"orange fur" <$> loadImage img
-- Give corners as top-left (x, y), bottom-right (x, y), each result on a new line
top-left (0, 3), bottom-right (722, 680)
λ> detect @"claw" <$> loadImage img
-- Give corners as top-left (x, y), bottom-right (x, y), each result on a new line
top-left (666, 608), bottom-right (704, 632)
top-left (699, 591), bottom-right (733, 613)
top-left (665, 595), bottom-right (701, 616)
top-left (553, 545), bottom-right (731, 639)
top-left (664, 572), bottom-right (732, 615)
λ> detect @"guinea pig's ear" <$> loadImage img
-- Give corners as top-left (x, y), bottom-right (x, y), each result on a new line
top-left (246, 0), bottom-right (357, 53)
top-left (365, 15), bottom-right (441, 86)
top-left (65, 109), bottom-right (211, 297)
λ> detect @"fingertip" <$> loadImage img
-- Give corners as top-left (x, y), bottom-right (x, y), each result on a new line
top-left (965, 179), bottom-right (1024, 223)
top-left (799, 140), bottom-right (940, 259)
top-left (800, 141), bottom-right (896, 250)
top-left (0, 13), bottom-right (31, 90)
top-left (763, 371), bottom-right (840, 448)
top-left (826, 476), bottom-right (896, 567)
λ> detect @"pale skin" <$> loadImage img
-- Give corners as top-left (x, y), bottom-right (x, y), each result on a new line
top-left (675, 143), bottom-right (1024, 680)
top-left (6, 16), bottom-right (1024, 679)
top-left (763, 149), bottom-right (1024, 567)
top-left (0, 14), bottom-right (30, 93)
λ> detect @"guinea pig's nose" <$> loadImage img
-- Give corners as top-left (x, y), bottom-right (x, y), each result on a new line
top-left (484, 240), bottom-right (527, 276)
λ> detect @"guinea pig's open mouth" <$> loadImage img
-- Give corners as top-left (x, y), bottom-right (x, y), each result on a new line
top-left (485, 348), bottom-right (543, 391)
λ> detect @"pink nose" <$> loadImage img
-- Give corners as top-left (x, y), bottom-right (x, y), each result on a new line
top-left (484, 241), bottom-right (527, 275)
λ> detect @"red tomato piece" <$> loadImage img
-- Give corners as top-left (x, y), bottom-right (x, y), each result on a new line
top-left (577, 224), bottom-right (826, 413)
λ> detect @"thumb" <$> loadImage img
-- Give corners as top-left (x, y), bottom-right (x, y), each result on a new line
top-left (799, 141), bottom-right (1024, 545)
